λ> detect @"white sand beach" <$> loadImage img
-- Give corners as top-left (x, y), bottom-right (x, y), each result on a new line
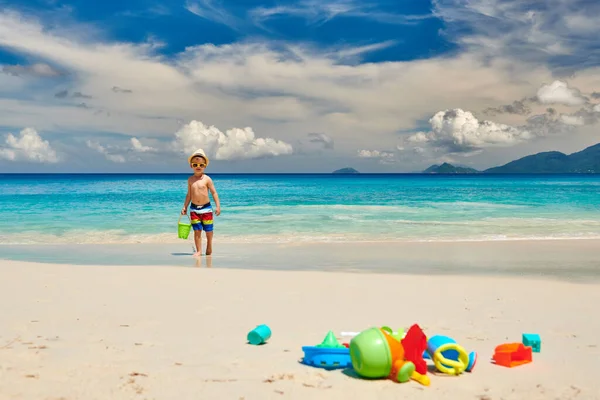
top-left (1, 245), bottom-right (600, 400)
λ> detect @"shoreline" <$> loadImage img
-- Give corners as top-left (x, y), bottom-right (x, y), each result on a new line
top-left (1, 238), bottom-right (599, 282)
top-left (1, 259), bottom-right (599, 399)
top-left (3, 235), bottom-right (600, 245)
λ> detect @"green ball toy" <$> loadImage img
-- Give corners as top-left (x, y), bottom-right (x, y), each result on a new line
top-left (349, 327), bottom-right (393, 378)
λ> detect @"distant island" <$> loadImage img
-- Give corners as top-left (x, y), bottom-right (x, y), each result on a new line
top-left (423, 142), bottom-right (600, 174)
top-left (332, 167), bottom-right (359, 174)
top-left (423, 163), bottom-right (479, 174)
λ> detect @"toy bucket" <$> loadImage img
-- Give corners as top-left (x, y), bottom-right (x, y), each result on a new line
top-left (247, 324), bottom-right (271, 345)
top-left (177, 214), bottom-right (192, 239)
top-left (427, 335), bottom-right (471, 375)
top-left (427, 335), bottom-right (458, 359)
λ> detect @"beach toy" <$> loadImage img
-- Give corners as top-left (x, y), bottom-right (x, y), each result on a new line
top-left (492, 343), bottom-right (532, 367)
top-left (381, 326), bottom-right (405, 341)
top-left (247, 324), bottom-right (271, 345)
top-left (315, 331), bottom-right (346, 349)
top-left (301, 331), bottom-right (351, 370)
top-left (522, 333), bottom-right (541, 353)
top-left (426, 335), bottom-right (477, 375)
top-left (177, 214), bottom-right (192, 239)
top-left (401, 324), bottom-right (428, 375)
top-left (349, 327), bottom-right (430, 385)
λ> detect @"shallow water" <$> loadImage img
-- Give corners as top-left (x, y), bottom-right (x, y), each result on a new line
top-left (1, 173), bottom-right (599, 245)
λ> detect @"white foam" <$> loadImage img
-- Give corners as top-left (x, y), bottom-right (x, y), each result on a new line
top-left (2, 231), bottom-right (600, 246)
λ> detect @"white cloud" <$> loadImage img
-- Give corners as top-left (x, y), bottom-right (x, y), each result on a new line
top-left (250, 0), bottom-right (432, 27)
top-left (308, 132), bottom-right (334, 149)
top-left (86, 140), bottom-right (126, 163)
top-left (0, 7), bottom-right (599, 171)
top-left (357, 149), bottom-right (395, 163)
top-left (564, 13), bottom-right (598, 34)
top-left (172, 120), bottom-right (294, 161)
top-left (185, 0), bottom-right (243, 30)
top-left (0, 127), bottom-right (59, 163)
top-left (433, 0), bottom-right (600, 69)
top-left (536, 80), bottom-right (587, 106)
top-left (559, 115), bottom-right (585, 126)
top-left (130, 137), bottom-right (156, 152)
top-left (0, 9), bottom-right (556, 150)
top-left (405, 109), bottom-right (533, 152)
top-left (1, 63), bottom-right (63, 77)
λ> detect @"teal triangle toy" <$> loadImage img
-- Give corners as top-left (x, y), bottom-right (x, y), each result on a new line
top-left (315, 330), bottom-right (346, 348)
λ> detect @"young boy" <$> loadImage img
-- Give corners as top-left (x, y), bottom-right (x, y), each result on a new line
top-left (181, 148), bottom-right (221, 256)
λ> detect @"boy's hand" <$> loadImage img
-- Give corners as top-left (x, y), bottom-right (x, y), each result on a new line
top-left (215, 207), bottom-right (221, 216)
top-left (181, 207), bottom-right (187, 215)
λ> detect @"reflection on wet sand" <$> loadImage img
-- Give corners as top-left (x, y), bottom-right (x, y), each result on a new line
top-left (195, 255), bottom-right (213, 268)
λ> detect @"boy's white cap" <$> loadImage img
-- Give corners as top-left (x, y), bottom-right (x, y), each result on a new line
top-left (188, 148), bottom-right (210, 166)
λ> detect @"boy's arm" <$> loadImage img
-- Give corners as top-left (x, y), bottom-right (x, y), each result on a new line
top-left (208, 178), bottom-right (221, 216)
top-left (182, 178), bottom-right (191, 214)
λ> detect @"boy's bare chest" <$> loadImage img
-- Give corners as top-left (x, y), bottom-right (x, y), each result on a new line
top-left (191, 178), bottom-right (208, 191)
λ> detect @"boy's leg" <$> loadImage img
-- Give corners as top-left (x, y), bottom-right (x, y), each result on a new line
top-left (190, 207), bottom-right (204, 256)
top-left (193, 230), bottom-right (202, 256)
top-left (201, 211), bottom-right (214, 255)
top-left (205, 231), bottom-right (213, 255)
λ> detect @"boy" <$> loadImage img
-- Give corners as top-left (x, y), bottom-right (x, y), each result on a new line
top-left (181, 148), bottom-right (221, 256)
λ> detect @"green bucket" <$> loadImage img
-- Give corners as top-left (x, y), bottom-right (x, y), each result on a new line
top-left (178, 214), bottom-right (192, 239)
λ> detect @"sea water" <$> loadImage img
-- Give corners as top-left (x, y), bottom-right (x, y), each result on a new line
top-left (1, 173), bottom-right (599, 245)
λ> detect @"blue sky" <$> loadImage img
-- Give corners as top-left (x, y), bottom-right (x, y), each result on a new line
top-left (1, 0), bottom-right (600, 172)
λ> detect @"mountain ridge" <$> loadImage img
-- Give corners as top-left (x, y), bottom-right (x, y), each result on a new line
top-left (423, 142), bottom-right (600, 174)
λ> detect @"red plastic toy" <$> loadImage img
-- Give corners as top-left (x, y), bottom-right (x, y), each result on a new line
top-left (492, 343), bottom-right (532, 368)
top-left (401, 324), bottom-right (428, 375)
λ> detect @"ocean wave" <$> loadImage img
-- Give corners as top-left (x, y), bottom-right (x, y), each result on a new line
top-left (2, 230), bottom-right (600, 245)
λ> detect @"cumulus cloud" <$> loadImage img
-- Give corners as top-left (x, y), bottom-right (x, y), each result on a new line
top-left (1, 63), bottom-right (63, 77)
top-left (130, 137), bottom-right (156, 152)
top-left (404, 109), bottom-right (533, 153)
top-left (0, 127), bottom-right (59, 162)
top-left (307, 132), bottom-right (334, 149)
top-left (357, 149), bottom-right (395, 163)
top-left (483, 99), bottom-right (532, 116)
top-left (536, 80), bottom-right (587, 106)
top-left (0, 9), bottom-right (558, 149)
top-left (171, 120), bottom-right (294, 161)
top-left (86, 140), bottom-right (126, 163)
top-left (408, 82), bottom-right (600, 155)
top-left (1, 8), bottom-right (600, 171)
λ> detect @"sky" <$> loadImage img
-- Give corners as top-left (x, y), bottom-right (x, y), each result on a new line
top-left (1, 0), bottom-right (600, 173)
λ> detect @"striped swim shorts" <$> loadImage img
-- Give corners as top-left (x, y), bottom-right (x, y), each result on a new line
top-left (190, 202), bottom-right (214, 232)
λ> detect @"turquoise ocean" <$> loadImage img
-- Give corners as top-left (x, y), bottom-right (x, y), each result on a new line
top-left (1, 173), bottom-right (600, 245)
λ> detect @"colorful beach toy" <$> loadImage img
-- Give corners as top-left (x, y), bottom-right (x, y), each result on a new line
top-left (492, 343), bottom-right (532, 367)
top-left (301, 331), bottom-right (351, 370)
top-left (247, 324), bottom-right (271, 345)
top-left (522, 333), bottom-right (541, 353)
top-left (426, 335), bottom-right (477, 375)
top-left (177, 214), bottom-right (191, 239)
top-left (349, 327), bottom-right (430, 385)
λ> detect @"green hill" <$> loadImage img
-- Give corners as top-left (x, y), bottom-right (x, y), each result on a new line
top-left (333, 167), bottom-right (359, 174)
top-left (484, 143), bottom-right (600, 173)
top-left (421, 143), bottom-right (600, 174)
top-left (423, 163), bottom-right (480, 174)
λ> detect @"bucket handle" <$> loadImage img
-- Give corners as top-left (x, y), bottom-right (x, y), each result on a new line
top-left (178, 213), bottom-right (191, 224)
